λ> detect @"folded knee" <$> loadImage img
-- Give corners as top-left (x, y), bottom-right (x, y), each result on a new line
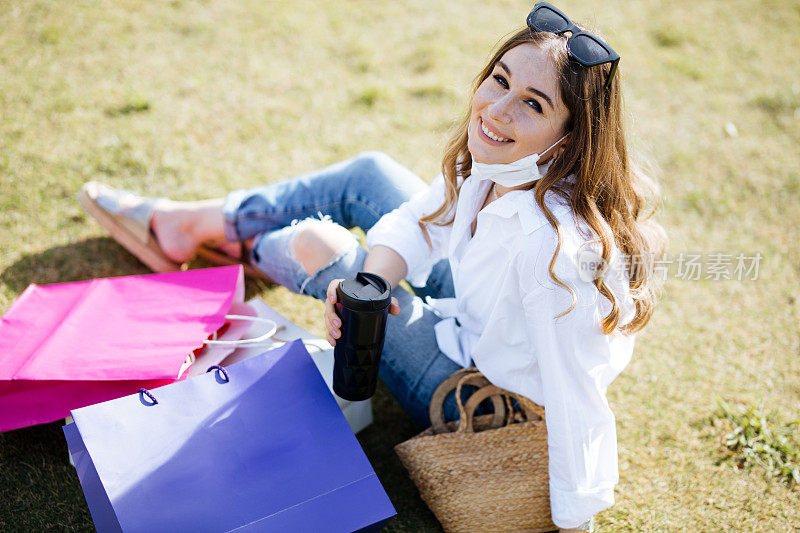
top-left (348, 151), bottom-right (424, 201)
top-left (349, 151), bottom-right (400, 188)
top-left (353, 150), bottom-right (394, 170)
top-left (291, 217), bottom-right (357, 276)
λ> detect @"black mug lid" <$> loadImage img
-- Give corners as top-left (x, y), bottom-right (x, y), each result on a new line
top-left (337, 272), bottom-right (391, 312)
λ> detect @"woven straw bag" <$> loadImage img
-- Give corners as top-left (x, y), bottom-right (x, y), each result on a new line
top-left (395, 368), bottom-right (556, 533)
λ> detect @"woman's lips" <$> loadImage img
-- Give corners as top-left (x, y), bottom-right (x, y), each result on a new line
top-left (478, 118), bottom-right (514, 146)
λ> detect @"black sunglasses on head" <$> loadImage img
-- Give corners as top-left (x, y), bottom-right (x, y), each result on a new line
top-left (527, 1), bottom-right (620, 90)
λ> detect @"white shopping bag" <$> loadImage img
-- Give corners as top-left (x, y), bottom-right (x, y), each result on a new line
top-left (218, 297), bottom-right (374, 434)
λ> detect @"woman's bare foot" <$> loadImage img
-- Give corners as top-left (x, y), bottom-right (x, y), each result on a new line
top-left (150, 198), bottom-right (227, 264)
top-left (205, 239), bottom-right (243, 259)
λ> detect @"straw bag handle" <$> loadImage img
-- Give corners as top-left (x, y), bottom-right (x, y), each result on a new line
top-left (429, 368), bottom-right (506, 434)
top-left (454, 371), bottom-right (498, 416)
top-left (457, 383), bottom-right (545, 433)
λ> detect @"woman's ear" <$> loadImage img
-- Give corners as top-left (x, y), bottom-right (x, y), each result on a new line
top-left (551, 135), bottom-right (569, 162)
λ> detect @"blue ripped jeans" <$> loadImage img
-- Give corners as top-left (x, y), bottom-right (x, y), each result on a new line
top-left (222, 151), bottom-right (467, 428)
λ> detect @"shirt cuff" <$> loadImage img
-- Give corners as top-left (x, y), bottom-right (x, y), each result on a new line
top-left (549, 485), bottom-right (615, 530)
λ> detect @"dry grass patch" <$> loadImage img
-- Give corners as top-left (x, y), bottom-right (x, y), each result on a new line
top-left (1, 0), bottom-right (799, 531)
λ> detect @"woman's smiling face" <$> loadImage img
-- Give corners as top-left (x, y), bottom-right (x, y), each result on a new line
top-left (468, 42), bottom-right (571, 165)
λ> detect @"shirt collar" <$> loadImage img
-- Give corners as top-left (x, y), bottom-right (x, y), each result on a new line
top-left (469, 175), bottom-right (574, 236)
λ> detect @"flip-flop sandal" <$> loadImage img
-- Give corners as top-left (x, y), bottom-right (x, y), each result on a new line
top-left (196, 242), bottom-right (271, 282)
top-left (78, 181), bottom-right (182, 273)
top-left (79, 181), bottom-right (272, 282)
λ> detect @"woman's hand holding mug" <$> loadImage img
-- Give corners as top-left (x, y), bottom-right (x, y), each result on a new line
top-left (324, 278), bottom-right (400, 347)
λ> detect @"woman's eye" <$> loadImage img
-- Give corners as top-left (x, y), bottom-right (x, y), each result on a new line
top-left (493, 74), bottom-right (508, 89)
top-left (526, 99), bottom-right (543, 113)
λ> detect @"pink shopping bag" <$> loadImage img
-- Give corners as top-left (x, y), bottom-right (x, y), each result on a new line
top-left (0, 265), bottom-right (244, 431)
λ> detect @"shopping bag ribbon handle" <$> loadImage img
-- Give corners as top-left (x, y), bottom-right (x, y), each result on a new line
top-left (203, 314), bottom-right (279, 346)
top-left (139, 365), bottom-right (230, 406)
top-left (138, 388), bottom-right (158, 406)
top-left (206, 364), bottom-right (230, 382)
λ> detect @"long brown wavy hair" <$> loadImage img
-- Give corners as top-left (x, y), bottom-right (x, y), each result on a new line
top-left (419, 27), bottom-right (666, 334)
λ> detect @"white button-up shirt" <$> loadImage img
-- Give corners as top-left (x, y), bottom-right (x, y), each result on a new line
top-left (366, 171), bottom-right (636, 529)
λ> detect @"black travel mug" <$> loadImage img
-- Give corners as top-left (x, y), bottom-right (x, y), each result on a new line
top-left (333, 272), bottom-right (392, 401)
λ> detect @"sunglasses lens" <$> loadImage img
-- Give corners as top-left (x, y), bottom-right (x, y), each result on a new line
top-left (530, 7), bottom-right (571, 33)
top-left (569, 34), bottom-right (610, 65)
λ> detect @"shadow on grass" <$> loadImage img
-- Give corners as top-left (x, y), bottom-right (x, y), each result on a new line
top-left (358, 381), bottom-right (444, 532)
top-left (0, 421), bottom-right (94, 532)
top-left (0, 237), bottom-right (269, 301)
top-left (0, 237), bottom-right (155, 294)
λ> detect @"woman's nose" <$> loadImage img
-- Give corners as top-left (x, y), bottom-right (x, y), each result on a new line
top-left (487, 94), bottom-right (513, 123)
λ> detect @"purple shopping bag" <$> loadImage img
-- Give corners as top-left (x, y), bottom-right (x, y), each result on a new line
top-left (0, 266), bottom-right (244, 431)
top-left (63, 339), bottom-right (396, 532)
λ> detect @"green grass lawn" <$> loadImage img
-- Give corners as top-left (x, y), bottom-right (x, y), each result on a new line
top-left (1, 0), bottom-right (799, 530)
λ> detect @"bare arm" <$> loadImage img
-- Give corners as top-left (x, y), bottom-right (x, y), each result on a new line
top-left (362, 245), bottom-right (407, 289)
top-left (323, 245), bottom-right (406, 346)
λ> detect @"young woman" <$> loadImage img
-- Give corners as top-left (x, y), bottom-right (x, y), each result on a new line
top-left (80, 3), bottom-right (665, 530)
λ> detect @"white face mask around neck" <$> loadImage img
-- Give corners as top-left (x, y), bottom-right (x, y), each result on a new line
top-left (470, 133), bottom-right (568, 188)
